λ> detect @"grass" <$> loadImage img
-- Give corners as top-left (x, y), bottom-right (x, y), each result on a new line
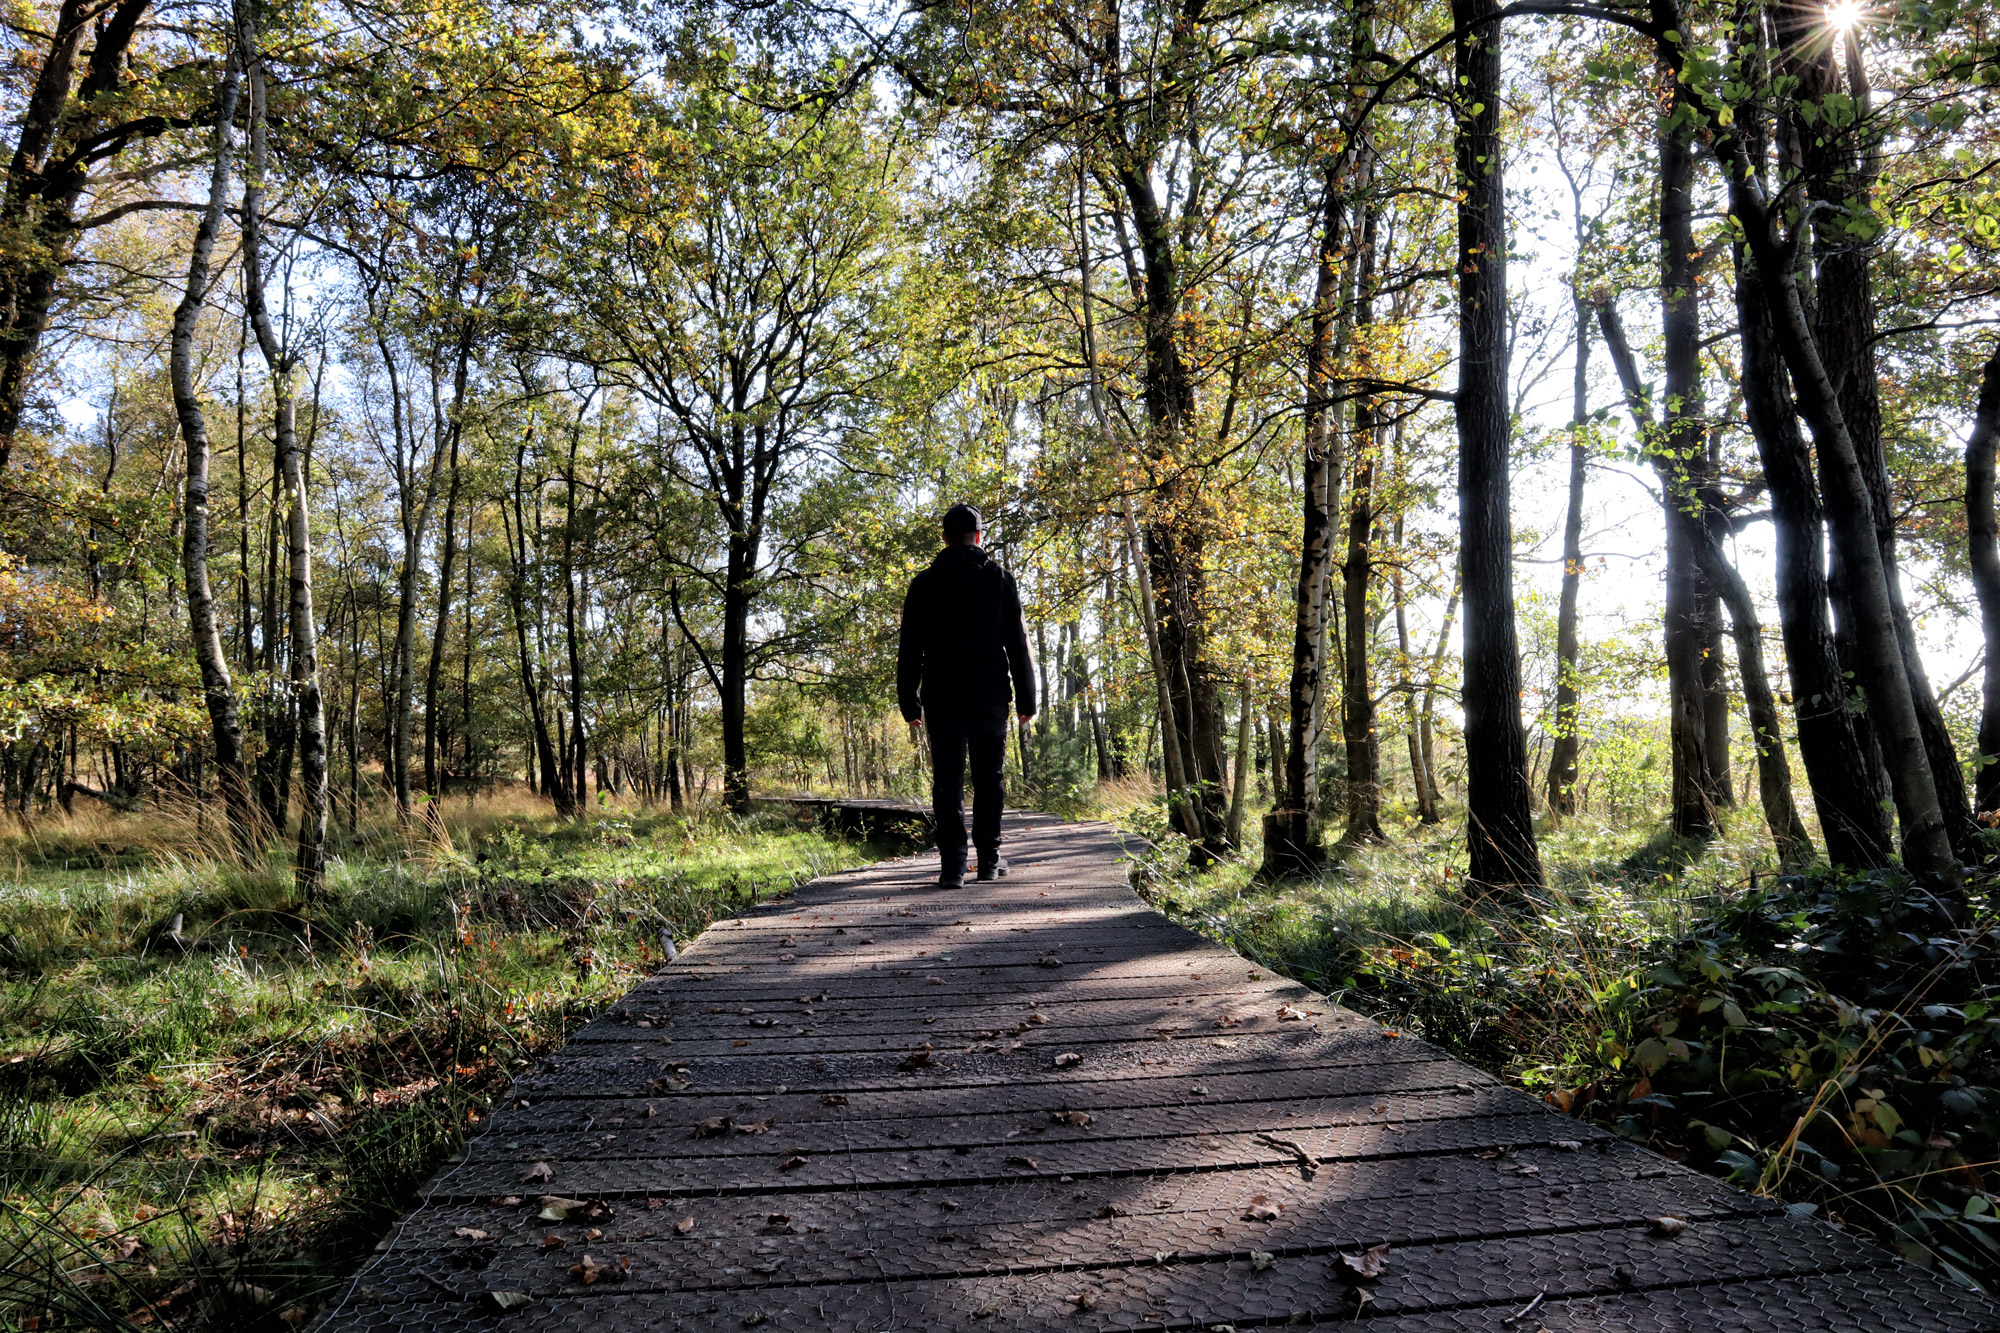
top-left (0, 789), bottom-right (893, 1332)
top-left (1110, 778), bottom-right (2000, 1293)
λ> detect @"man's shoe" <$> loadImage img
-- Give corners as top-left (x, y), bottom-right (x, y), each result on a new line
top-left (938, 853), bottom-right (967, 889)
top-left (976, 856), bottom-right (1009, 882)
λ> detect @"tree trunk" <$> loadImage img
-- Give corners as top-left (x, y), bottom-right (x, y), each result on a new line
top-left (0, 0), bottom-right (152, 473)
top-left (1598, 288), bottom-right (1814, 868)
top-left (1547, 288), bottom-right (1591, 817)
top-left (720, 534), bottom-right (752, 815)
top-left (1340, 208), bottom-right (1383, 846)
top-left (505, 434), bottom-right (573, 815)
top-left (1227, 675), bottom-right (1252, 848)
top-left (1453, 0), bottom-right (1542, 894)
top-left (1266, 168), bottom-right (1343, 875)
top-left (1967, 346), bottom-right (2000, 818)
top-left (1656, 112), bottom-right (1722, 837)
top-left (242, 19), bottom-right (326, 898)
top-left (425, 430), bottom-right (463, 798)
top-left (172, 38), bottom-right (255, 859)
top-left (1720, 173), bottom-right (1956, 883)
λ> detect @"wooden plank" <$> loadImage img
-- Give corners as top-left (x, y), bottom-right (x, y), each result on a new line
top-left (314, 807), bottom-right (2000, 1332)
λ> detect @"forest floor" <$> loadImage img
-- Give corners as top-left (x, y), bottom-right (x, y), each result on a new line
top-left (1119, 785), bottom-right (2000, 1298)
top-left (0, 791), bottom-right (893, 1332)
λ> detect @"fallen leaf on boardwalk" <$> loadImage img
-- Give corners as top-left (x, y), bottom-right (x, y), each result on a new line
top-left (1096, 1204), bottom-right (1130, 1218)
top-left (540, 1234), bottom-right (565, 1249)
top-left (1551, 1140), bottom-right (1582, 1151)
top-left (749, 1017), bottom-right (776, 1028)
top-left (1037, 956), bottom-right (1064, 968)
top-left (732, 1039), bottom-right (751, 1047)
top-left (1649, 1215), bottom-right (1687, 1236)
top-left (693, 1117), bottom-right (732, 1138)
top-left (1053, 1052), bottom-right (1082, 1069)
top-left (1004, 1155), bottom-right (1039, 1171)
top-left (1050, 1110), bottom-right (1093, 1127)
top-left (1027, 1013), bottom-right (1048, 1024)
top-left (1241, 1202), bottom-right (1282, 1222)
top-left (820, 1093), bottom-right (849, 1105)
top-left (1347, 1286), bottom-right (1373, 1310)
top-left (647, 1198), bottom-right (665, 1209)
top-left (777, 954), bottom-right (795, 962)
top-left (644, 1103), bottom-right (659, 1119)
top-left (1250, 1251), bottom-right (1276, 1272)
top-left (519, 1162), bottom-right (555, 1183)
top-left (779, 1155), bottom-right (807, 1171)
top-left (480, 1291), bottom-right (534, 1312)
top-left (763, 1214), bottom-right (795, 1233)
top-left (1070, 1290), bottom-right (1097, 1310)
top-left (1340, 1243), bottom-right (1391, 1278)
top-left (972, 1300), bottom-right (1000, 1318)
top-left (732, 1119), bottom-right (773, 1135)
top-left (741, 1313), bottom-right (768, 1328)
top-left (900, 1045), bottom-right (935, 1070)
top-left (928, 976), bottom-right (945, 986)
top-left (675, 1217), bottom-right (695, 1234)
top-left (489, 1196), bottom-right (521, 1206)
top-left (648, 1077), bottom-right (690, 1093)
top-left (1214, 1015), bottom-right (1241, 1028)
top-left (568, 1253), bottom-right (630, 1285)
top-left (1276, 1004), bottom-right (1310, 1021)
top-left (453, 1228), bottom-right (490, 1241)
top-left (584, 1228), bottom-right (603, 1241)
top-left (1380, 1030), bottom-right (1400, 1039)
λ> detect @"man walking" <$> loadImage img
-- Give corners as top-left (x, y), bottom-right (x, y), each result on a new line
top-left (897, 504), bottom-right (1036, 887)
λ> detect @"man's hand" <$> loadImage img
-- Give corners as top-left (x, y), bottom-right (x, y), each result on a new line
top-left (1018, 711), bottom-right (1034, 723)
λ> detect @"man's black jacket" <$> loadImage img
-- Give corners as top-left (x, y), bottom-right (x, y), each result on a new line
top-left (897, 544), bottom-right (1035, 722)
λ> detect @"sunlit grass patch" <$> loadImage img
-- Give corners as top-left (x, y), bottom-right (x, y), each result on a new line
top-left (0, 795), bottom-right (889, 1331)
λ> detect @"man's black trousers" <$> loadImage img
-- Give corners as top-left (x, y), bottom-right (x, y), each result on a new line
top-left (926, 704), bottom-right (1008, 875)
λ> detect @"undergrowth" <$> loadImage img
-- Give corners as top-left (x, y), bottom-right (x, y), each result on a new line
top-left (1129, 788), bottom-right (2000, 1296)
top-left (0, 793), bottom-right (886, 1331)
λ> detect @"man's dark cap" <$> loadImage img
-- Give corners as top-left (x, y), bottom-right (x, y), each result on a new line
top-left (942, 504), bottom-right (983, 538)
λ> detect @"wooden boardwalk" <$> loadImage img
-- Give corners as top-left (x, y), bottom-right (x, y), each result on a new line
top-left (318, 812), bottom-right (2000, 1331)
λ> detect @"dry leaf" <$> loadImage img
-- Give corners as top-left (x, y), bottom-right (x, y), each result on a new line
top-left (584, 1228), bottom-right (603, 1241)
top-left (1250, 1251), bottom-right (1276, 1272)
top-left (1348, 1286), bottom-right (1373, 1309)
top-left (1096, 1204), bottom-right (1130, 1218)
top-left (821, 1093), bottom-right (849, 1106)
top-left (732, 1119), bottom-right (773, 1135)
top-left (1037, 956), bottom-right (1064, 968)
top-left (1027, 1013), bottom-right (1048, 1024)
top-left (1649, 1215), bottom-right (1687, 1237)
top-left (900, 1045), bottom-right (935, 1070)
top-left (1004, 1155), bottom-right (1039, 1171)
top-left (779, 1155), bottom-right (807, 1171)
top-left (540, 1234), bottom-right (565, 1250)
top-left (1241, 1203), bottom-right (1281, 1222)
top-left (489, 1195), bottom-right (521, 1206)
top-left (1276, 1004), bottom-right (1310, 1021)
top-left (1340, 1243), bottom-right (1391, 1279)
top-left (763, 1214), bottom-right (796, 1234)
top-left (675, 1217), bottom-right (696, 1234)
top-left (693, 1116), bottom-right (731, 1138)
top-left (1070, 1290), bottom-right (1097, 1310)
top-left (568, 1253), bottom-right (630, 1285)
top-left (453, 1227), bottom-right (490, 1241)
top-left (519, 1162), bottom-right (555, 1183)
top-left (1053, 1052), bottom-right (1082, 1069)
top-left (480, 1291), bottom-right (534, 1311)
top-left (972, 1300), bottom-right (1000, 1318)
top-left (1050, 1110), bottom-right (1093, 1127)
